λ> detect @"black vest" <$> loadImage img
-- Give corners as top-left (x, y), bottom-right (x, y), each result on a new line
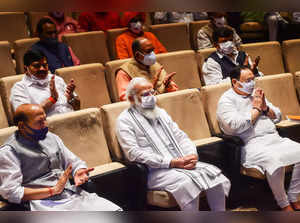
top-left (207, 51), bottom-right (259, 79)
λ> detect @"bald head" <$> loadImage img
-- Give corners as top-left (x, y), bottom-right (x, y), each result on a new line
top-left (14, 104), bottom-right (44, 126)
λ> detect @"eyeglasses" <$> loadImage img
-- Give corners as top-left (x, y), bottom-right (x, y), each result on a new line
top-left (31, 63), bottom-right (48, 69)
top-left (141, 89), bottom-right (155, 97)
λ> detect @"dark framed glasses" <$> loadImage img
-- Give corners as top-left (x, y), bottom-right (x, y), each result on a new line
top-left (31, 63), bottom-right (48, 69)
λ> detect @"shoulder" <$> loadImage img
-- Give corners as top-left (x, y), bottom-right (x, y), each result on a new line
top-left (117, 108), bottom-right (134, 128)
top-left (144, 32), bottom-right (157, 39)
top-left (218, 89), bottom-right (235, 104)
top-left (58, 42), bottom-right (70, 50)
top-left (116, 31), bottom-right (130, 41)
top-left (11, 78), bottom-right (26, 91)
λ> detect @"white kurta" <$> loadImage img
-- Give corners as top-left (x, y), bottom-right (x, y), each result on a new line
top-left (10, 74), bottom-right (73, 116)
top-left (116, 106), bottom-right (230, 209)
top-left (217, 88), bottom-right (300, 175)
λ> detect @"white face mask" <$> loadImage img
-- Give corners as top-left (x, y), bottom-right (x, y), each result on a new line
top-left (214, 17), bottom-right (226, 28)
top-left (219, 41), bottom-right (235, 55)
top-left (142, 51), bottom-right (156, 66)
top-left (141, 94), bottom-right (157, 109)
top-left (237, 80), bottom-right (255, 95)
top-left (27, 68), bottom-right (49, 87)
top-left (130, 21), bottom-right (143, 34)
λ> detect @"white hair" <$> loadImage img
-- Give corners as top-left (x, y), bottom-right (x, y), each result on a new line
top-left (125, 77), bottom-right (150, 101)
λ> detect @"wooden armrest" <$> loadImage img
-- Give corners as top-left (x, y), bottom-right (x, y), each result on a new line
top-left (193, 137), bottom-right (223, 147)
top-left (89, 162), bottom-right (126, 178)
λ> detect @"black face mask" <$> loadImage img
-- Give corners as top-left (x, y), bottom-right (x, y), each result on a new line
top-left (42, 38), bottom-right (59, 48)
top-left (24, 123), bottom-right (48, 141)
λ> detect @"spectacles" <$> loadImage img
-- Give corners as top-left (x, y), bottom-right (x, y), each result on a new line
top-left (141, 89), bottom-right (155, 97)
top-left (31, 63), bottom-right (48, 69)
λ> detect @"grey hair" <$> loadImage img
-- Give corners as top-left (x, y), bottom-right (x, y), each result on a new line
top-left (125, 77), bottom-right (150, 101)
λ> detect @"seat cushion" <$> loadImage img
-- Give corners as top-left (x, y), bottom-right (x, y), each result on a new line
top-left (147, 190), bottom-right (178, 208)
top-left (241, 165), bottom-right (294, 180)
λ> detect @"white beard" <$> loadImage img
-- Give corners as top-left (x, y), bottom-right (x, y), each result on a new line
top-left (133, 96), bottom-right (160, 121)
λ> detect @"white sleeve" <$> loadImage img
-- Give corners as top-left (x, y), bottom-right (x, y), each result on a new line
top-left (55, 135), bottom-right (87, 177)
top-left (161, 109), bottom-right (198, 156)
top-left (0, 146), bottom-right (24, 204)
top-left (217, 96), bottom-right (253, 135)
top-left (10, 83), bottom-right (31, 112)
top-left (202, 58), bottom-right (230, 85)
top-left (116, 115), bottom-right (172, 169)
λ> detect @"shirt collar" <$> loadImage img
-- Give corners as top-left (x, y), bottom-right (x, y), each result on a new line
top-left (216, 48), bottom-right (239, 60)
top-left (24, 73), bottom-right (51, 88)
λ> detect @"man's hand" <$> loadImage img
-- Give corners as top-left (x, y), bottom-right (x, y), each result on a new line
top-left (163, 72), bottom-right (176, 89)
top-left (53, 164), bottom-right (72, 195)
top-left (74, 168), bottom-right (94, 186)
top-left (65, 79), bottom-right (76, 101)
top-left (170, 158), bottom-right (185, 169)
top-left (183, 154), bottom-right (198, 170)
top-left (243, 55), bottom-right (260, 73)
top-left (252, 88), bottom-right (264, 111)
top-left (50, 75), bottom-right (59, 101)
top-left (152, 66), bottom-right (164, 89)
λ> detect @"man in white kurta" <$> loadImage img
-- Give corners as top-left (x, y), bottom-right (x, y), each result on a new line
top-left (217, 66), bottom-right (300, 211)
top-left (10, 49), bottom-right (80, 117)
top-left (116, 77), bottom-right (231, 211)
top-left (0, 104), bottom-right (121, 211)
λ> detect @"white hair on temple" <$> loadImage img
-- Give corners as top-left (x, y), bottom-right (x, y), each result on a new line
top-left (125, 77), bottom-right (150, 100)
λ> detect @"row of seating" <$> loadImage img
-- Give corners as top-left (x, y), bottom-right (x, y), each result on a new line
top-left (1, 72), bottom-right (299, 210)
top-left (1, 38), bottom-right (300, 126)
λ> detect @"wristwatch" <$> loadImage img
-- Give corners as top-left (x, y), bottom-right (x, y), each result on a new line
top-left (68, 97), bottom-right (76, 105)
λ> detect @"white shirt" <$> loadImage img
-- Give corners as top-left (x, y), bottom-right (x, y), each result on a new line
top-left (202, 50), bottom-right (263, 86)
top-left (10, 74), bottom-right (73, 117)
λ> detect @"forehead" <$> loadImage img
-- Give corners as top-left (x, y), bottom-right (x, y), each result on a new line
top-left (135, 82), bottom-right (153, 93)
top-left (218, 36), bottom-right (233, 43)
top-left (30, 57), bottom-right (47, 65)
top-left (42, 22), bottom-right (56, 31)
top-left (27, 106), bottom-right (45, 120)
top-left (240, 68), bottom-right (254, 80)
top-left (140, 39), bottom-right (153, 50)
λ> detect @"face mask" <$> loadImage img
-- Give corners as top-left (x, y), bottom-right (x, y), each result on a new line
top-left (24, 123), bottom-right (48, 141)
top-left (142, 51), bottom-right (156, 66)
top-left (219, 41), bottom-right (235, 55)
top-left (130, 21), bottom-right (143, 34)
top-left (43, 37), bottom-right (59, 48)
top-left (237, 80), bottom-right (255, 95)
top-left (214, 17), bottom-right (226, 28)
top-left (141, 94), bottom-right (157, 109)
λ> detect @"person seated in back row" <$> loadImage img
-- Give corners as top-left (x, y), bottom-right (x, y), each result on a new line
top-left (115, 37), bottom-right (178, 101)
top-left (31, 18), bottom-right (80, 73)
top-left (116, 12), bottom-right (167, 59)
top-left (202, 26), bottom-right (263, 86)
top-left (10, 50), bottom-right (80, 117)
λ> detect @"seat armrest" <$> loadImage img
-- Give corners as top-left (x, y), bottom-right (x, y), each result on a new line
top-left (215, 133), bottom-right (245, 147)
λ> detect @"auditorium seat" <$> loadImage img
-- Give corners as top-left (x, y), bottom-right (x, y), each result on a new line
top-left (0, 75), bottom-right (24, 125)
top-left (105, 58), bottom-right (131, 103)
top-left (282, 39), bottom-right (300, 74)
top-left (13, 38), bottom-right (39, 74)
top-left (156, 50), bottom-right (202, 90)
top-left (189, 20), bottom-right (210, 50)
top-left (0, 41), bottom-right (16, 77)
top-left (62, 31), bottom-right (110, 65)
top-left (101, 91), bottom-right (228, 210)
top-left (239, 41), bottom-right (285, 75)
top-left (106, 28), bottom-right (128, 60)
top-left (196, 48), bottom-right (217, 85)
top-left (55, 63), bottom-right (111, 109)
top-left (149, 22), bottom-right (191, 52)
top-left (0, 12), bottom-right (28, 44)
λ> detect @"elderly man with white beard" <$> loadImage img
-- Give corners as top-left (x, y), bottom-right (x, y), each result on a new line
top-left (116, 77), bottom-right (231, 211)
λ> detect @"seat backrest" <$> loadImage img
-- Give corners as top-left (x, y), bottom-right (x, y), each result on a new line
top-left (239, 41), bottom-right (285, 75)
top-left (56, 63), bottom-right (111, 109)
top-left (201, 82), bottom-right (231, 135)
top-left (0, 97), bottom-right (9, 129)
top-left (189, 20), bottom-right (210, 50)
top-left (48, 108), bottom-right (112, 167)
top-left (62, 31), bottom-right (110, 65)
top-left (0, 41), bottom-right (16, 77)
top-left (282, 39), bottom-right (300, 74)
top-left (156, 89), bottom-right (211, 140)
top-left (255, 73), bottom-right (300, 119)
top-left (106, 28), bottom-right (127, 60)
top-left (105, 58), bottom-right (131, 103)
top-left (149, 23), bottom-right (191, 51)
top-left (101, 101), bottom-right (130, 161)
top-left (0, 12), bottom-right (28, 44)
top-left (13, 38), bottom-right (39, 74)
top-left (0, 126), bottom-right (17, 145)
top-left (0, 75), bottom-right (24, 125)
top-left (196, 48), bottom-right (217, 85)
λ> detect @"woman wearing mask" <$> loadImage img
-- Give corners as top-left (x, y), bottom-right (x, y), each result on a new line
top-left (116, 12), bottom-right (167, 59)
top-left (197, 12), bottom-right (242, 50)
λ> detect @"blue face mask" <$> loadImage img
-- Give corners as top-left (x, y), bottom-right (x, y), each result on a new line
top-left (142, 51), bottom-right (156, 66)
top-left (24, 123), bottom-right (48, 141)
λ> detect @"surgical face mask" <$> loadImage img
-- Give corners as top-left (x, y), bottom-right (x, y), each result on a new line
top-left (141, 94), bottom-right (157, 109)
top-left (24, 123), bottom-right (48, 141)
top-left (27, 68), bottom-right (49, 87)
top-left (141, 51), bottom-right (156, 66)
top-left (237, 80), bottom-right (255, 95)
top-left (214, 17), bottom-right (226, 28)
top-left (130, 21), bottom-right (143, 34)
top-left (219, 40), bottom-right (235, 55)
